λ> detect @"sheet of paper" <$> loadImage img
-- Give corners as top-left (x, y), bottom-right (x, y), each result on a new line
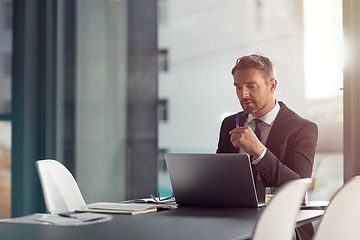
top-left (36, 215), bottom-right (81, 225)
top-left (58, 212), bottom-right (111, 222)
top-left (86, 202), bottom-right (157, 211)
top-left (0, 214), bottom-right (52, 225)
top-left (0, 213), bottom-right (113, 226)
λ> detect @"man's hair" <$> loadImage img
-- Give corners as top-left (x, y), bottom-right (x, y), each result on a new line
top-left (231, 54), bottom-right (276, 82)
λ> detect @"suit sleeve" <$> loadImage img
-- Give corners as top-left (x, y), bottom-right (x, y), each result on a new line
top-left (216, 118), bottom-right (228, 153)
top-left (216, 115), bottom-right (238, 153)
top-left (254, 120), bottom-right (318, 187)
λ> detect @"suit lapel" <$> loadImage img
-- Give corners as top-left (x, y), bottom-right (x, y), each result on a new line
top-left (238, 111), bottom-right (248, 127)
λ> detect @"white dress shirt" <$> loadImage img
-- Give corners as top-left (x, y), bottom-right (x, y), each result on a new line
top-left (240, 100), bottom-right (280, 164)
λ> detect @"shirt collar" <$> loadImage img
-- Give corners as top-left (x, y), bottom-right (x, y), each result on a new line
top-left (246, 100), bottom-right (280, 126)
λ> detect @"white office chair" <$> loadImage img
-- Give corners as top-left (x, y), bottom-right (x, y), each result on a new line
top-left (312, 176), bottom-right (360, 240)
top-left (36, 159), bottom-right (87, 214)
top-left (252, 178), bottom-right (312, 240)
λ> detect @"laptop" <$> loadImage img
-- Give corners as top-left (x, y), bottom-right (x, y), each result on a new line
top-left (164, 153), bottom-right (264, 208)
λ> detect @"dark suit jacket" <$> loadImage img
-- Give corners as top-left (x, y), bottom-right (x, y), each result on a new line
top-left (216, 101), bottom-right (318, 240)
top-left (216, 101), bottom-right (318, 187)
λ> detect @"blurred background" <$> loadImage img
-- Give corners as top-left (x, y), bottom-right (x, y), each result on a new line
top-left (157, 0), bottom-right (344, 200)
top-left (0, 0), bottom-right (344, 218)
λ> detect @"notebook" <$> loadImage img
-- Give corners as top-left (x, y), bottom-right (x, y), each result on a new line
top-left (164, 153), bottom-right (264, 208)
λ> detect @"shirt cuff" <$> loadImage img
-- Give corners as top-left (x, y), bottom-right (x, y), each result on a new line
top-left (252, 147), bottom-right (267, 165)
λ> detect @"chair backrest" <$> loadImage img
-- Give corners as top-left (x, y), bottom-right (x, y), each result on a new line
top-left (36, 159), bottom-right (86, 214)
top-left (312, 176), bottom-right (360, 240)
top-left (252, 178), bottom-right (312, 240)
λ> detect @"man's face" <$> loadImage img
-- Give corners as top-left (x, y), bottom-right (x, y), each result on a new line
top-left (233, 68), bottom-right (277, 118)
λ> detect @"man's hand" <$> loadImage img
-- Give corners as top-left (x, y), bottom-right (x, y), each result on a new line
top-left (229, 126), bottom-right (265, 159)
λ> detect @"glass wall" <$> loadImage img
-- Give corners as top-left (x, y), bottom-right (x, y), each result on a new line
top-left (55, 0), bottom-right (158, 203)
top-left (0, 0), bottom-right (12, 218)
top-left (0, 122), bottom-right (11, 218)
top-left (157, 0), bottom-right (344, 201)
top-left (73, 0), bottom-right (128, 203)
top-left (8, 0), bottom-right (345, 216)
top-left (303, 0), bottom-right (343, 201)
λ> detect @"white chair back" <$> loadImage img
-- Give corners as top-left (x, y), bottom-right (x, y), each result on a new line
top-left (252, 178), bottom-right (312, 240)
top-left (36, 159), bottom-right (86, 214)
top-left (312, 176), bottom-right (360, 240)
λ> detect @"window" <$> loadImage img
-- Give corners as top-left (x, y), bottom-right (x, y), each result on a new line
top-left (157, 0), bottom-right (344, 200)
top-left (64, 0), bottom-right (158, 202)
top-left (10, 0), bottom-right (351, 217)
top-left (158, 99), bottom-right (168, 121)
top-left (11, 0), bottom-right (157, 217)
top-left (0, 0), bottom-right (12, 219)
top-left (157, 0), bottom-right (168, 25)
top-left (2, 54), bottom-right (11, 79)
top-left (2, 1), bottom-right (12, 30)
top-left (0, 121), bottom-right (11, 218)
top-left (158, 49), bottom-right (169, 72)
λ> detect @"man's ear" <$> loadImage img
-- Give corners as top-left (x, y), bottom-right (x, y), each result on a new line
top-left (269, 78), bottom-right (277, 92)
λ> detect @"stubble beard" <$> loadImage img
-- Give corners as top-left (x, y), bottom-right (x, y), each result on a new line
top-left (241, 100), bottom-right (268, 116)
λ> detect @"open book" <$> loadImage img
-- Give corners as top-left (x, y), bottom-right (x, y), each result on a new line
top-left (76, 202), bottom-right (162, 215)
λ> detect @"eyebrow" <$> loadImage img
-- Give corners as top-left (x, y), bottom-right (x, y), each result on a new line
top-left (233, 82), bottom-right (257, 86)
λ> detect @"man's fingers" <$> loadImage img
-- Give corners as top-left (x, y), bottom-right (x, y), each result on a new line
top-left (229, 126), bottom-right (252, 135)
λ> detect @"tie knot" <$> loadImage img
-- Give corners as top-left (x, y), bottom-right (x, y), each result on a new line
top-left (253, 118), bottom-right (262, 126)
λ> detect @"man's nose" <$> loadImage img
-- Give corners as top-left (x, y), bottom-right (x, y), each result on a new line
top-left (241, 87), bottom-right (249, 98)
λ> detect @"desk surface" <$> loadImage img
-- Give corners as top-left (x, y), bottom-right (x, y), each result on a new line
top-left (0, 207), bottom-right (323, 240)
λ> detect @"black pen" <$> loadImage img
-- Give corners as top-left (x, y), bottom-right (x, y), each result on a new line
top-left (58, 213), bottom-right (74, 218)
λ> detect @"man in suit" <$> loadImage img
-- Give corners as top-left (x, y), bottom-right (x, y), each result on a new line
top-left (216, 54), bottom-right (318, 240)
